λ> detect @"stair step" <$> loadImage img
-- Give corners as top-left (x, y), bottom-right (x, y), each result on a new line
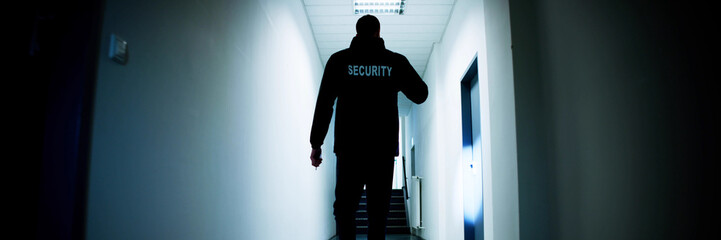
top-left (355, 189), bottom-right (409, 235)
top-left (354, 218), bottom-right (408, 227)
top-left (361, 191), bottom-right (404, 196)
top-left (356, 209), bottom-right (405, 213)
top-left (357, 205), bottom-right (405, 211)
top-left (358, 202), bottom-right (404, 205)
top-left (355, 211), bottom-right (406, 218)
top-left (357, 202), bottom-right (405, 208)
top-left (359, 196), bottom-right (405, 204)
top-left (355, 217), bottom-right (406, 221)
top-left (355, 226), bottom-right (411, 234)
top-left (360, 196), bottom-right (404, 202)
top-left (357, 226), bottom-right (409, 229)
top-left (361, 195), bottom-right (404, 198)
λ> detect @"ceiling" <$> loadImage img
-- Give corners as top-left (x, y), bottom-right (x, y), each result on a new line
top-left (303, 0), bottom-right (456, 115)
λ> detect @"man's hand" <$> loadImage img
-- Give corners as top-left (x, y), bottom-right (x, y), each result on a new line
top-left (310, 148), bottom-right (323, 169)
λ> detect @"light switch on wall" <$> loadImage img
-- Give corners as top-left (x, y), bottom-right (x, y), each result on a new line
top-left (109, 34), bottom-right (127, 65)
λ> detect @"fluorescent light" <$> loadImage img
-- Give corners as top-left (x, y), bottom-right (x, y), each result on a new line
top-left (353, 0), bottom-right (406, 15)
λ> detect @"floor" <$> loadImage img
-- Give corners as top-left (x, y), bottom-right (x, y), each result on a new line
top-left (329, 235), bottom-right (424, 240)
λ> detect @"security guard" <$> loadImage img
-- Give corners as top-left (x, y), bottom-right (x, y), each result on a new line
top-left (309, 15), bottom-right (428, 240)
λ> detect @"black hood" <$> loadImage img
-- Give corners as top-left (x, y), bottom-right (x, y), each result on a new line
top-left (350, 36), bottom-right (386, 50)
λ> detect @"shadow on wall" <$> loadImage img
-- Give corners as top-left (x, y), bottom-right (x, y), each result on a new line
top-left (509, 0), bottom-right (714, 239)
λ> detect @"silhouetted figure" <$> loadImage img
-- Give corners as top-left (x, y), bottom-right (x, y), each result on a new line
top-left (310, 14), bottom-right (428, 240)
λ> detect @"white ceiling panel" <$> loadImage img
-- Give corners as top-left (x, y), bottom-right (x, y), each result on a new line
top-left (401, 5), bottom-right (454, 16)
top-left (312, 24), bottom-right (445, 34)
top-left (384, 40), bottom-right (436, 48)
top-left (315, 32), bottom-right (441, 42)
top-left (305, 5), bottom-right (353, 16)
top-left (305, 0), bottom-right (455, 5)
top-left (316, 41), bottom-right (356, 48)
top-left (307, 5), bottom-right (453, 16)
top-left (304, 0), bottom-right (348, 5)
top-left (310, 15), bottom-right (448, 26)
top-left (409, 0), bottom-right (456, 4)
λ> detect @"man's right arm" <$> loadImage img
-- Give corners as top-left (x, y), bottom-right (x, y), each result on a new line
top-left (310, 55), bottom-right (339, 149)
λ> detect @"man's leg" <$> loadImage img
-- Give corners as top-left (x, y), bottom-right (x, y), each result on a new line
top-left (334, 154), bottom-right (365, 240)
top-left (365, 156), bottom-right (395, 240)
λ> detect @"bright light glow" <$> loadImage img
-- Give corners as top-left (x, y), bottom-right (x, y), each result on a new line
top-left (353, 0), bottom-right (406, 15)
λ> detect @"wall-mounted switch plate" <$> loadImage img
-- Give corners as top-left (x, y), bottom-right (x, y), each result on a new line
top-left (109, 34), bottom-right (127, 65)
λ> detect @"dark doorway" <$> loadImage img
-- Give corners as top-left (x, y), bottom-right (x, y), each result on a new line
top-left (15, 0), bottom-right (104, 239)
top-left (461, 56), bottom-right (483, 240)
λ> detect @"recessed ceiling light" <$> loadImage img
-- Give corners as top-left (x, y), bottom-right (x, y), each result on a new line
top-left (353, 0), bottom-right (406, 15)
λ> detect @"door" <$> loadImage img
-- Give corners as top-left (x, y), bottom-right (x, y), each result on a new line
top-left (461, 57), bottom-right (483, 240)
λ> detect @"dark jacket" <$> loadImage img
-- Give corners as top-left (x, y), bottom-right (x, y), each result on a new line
top-left (310, 36), bottom-right (428, 156)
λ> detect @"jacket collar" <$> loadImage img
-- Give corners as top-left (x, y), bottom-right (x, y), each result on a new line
top-left (350, 36), bottom-right (386, 50)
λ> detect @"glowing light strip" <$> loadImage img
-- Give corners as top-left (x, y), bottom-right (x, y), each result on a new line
top-left (353, 0), bottom-right (406, 15)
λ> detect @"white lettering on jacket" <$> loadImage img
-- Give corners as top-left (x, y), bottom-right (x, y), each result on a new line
top-left (347, 65), bottom-right (392, 77)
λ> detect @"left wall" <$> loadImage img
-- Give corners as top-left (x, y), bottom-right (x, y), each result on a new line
top-left (86, 0), bottom-right (337, 239)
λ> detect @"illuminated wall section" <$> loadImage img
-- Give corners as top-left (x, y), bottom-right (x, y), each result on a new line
top-left (85, 0), bottom-right (336, 239)
top-left (406, 0), bottom-right (519, 239)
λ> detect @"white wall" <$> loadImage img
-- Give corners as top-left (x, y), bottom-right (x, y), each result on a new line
top-left (406, 0), bottom-right (519, 239)
top-left (85, 0), bottom-right (337, 239)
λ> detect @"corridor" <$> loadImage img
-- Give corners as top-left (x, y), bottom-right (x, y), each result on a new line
top-left (20, 0), bottom-right (712, 239)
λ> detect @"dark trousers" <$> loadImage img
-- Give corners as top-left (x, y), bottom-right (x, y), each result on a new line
top-left (334, 153), bottom-right (395, 240)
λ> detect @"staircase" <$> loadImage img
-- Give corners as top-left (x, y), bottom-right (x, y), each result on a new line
top-left (356, 189), bottom-right (410, 234)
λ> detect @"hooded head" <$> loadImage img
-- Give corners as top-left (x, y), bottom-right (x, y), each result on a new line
top-left (356, 14), bottom-right (380, 38)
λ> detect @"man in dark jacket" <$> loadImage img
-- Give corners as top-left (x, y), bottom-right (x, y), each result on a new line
top-left (310, 15), bottom-right (428, 240)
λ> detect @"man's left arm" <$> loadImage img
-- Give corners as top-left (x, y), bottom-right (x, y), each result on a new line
top-left (397, 56), bottom-right (428, 104)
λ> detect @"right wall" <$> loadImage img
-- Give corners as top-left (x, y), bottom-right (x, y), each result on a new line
top-left (510, 0), bottom-right (713, 239)
top-left (407, 0), bottom-right (519, 239)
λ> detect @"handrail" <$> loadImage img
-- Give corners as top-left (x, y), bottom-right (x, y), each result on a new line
top-left (402, 156), bottom-right (409, 200)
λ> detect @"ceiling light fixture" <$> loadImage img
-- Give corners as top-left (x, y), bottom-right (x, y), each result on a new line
top-left (353, 0), bottom-right (406, 15)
